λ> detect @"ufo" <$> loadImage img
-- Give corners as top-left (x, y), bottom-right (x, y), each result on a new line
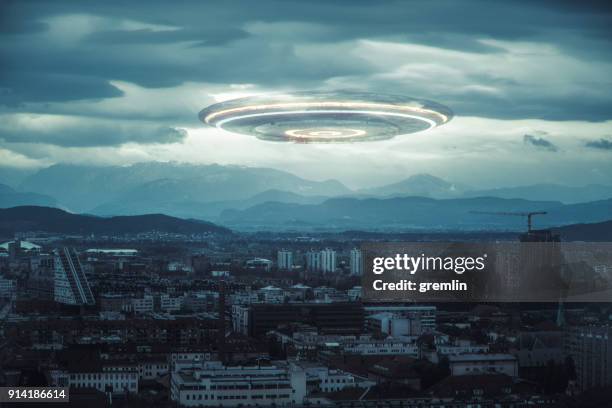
top-left (199, 91), bottom-right (453, 143)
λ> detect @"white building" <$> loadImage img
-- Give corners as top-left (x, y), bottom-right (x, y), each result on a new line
top-left (160, 294), bottom-right (183, 312)
top-left (229, 291), bottom-right (259, 306)
top-left (341, 338), bottom-right (419, 358)
top-left (305, 250), bottom-right (321, 272)
top-left (246, 258), bottom-right (273, 272)
top-left (168, 261), bottom-right (194, 273)
top-left (170, 361), bottom-right (306, 407)
top-left (52, 363), bottom-right (139, 395)
top-left (437, 342), bottom-right (490, 356)
top-left (211, 270), bottom-right (230, 278)
top-left (349, 248), bottom-right (363, 276)
top-left (448, 354), bottom-right (518, 377)
top-left (301, 366), bottom-right (359, 393)
top-left (232, 305), bottom-right (250, 335)
top-left (277, 250), bottom-right (293, 271)
top-left (258, 285), bottom-right (284, 303)
top-left (132, 295), bottom-right (154, 314)
top-left (366, 312), bottom-right (412, 337)
top-left (320, 249), bottom-right (336, 273)
top-left (305, 249), bottom-right (336, 273)
top-left (364, 305), bottom-right (436, 335)
top-left (139, 358), bottom-right (169, 380)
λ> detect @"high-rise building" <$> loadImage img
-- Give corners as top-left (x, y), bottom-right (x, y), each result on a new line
top-left (305, 250), bottom-right (321, 272)
top-left (305, 249), bottom-right (336, 273)
top-left (350, 248), bottom-right (363, 276)
top-left (566, 326), bottom-right (612, 391)
top-left (54, 247), bottom-right (95, 306)
top-left (277, 249), bottom-right (293, 271)
top-left (27, 254), bottom-right (55, 300)
top-left (320, 248), bottom-right (336, 273)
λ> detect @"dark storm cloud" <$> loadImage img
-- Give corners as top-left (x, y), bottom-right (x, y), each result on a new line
top-left (585, 138), bottom-right (612, 150)
top-left (85, 27), bottom-right (249, 46)
top-left (0, 73), bottom-right (124, 105)
top-left (523, 134), bottom-right (559, 152)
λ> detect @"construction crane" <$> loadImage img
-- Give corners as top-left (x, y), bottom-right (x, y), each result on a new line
top-left (470, 211), bottom-right (547, 232)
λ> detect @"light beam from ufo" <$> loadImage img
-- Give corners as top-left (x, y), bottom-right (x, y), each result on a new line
top-left (199, 91), bottom-right (453, 143)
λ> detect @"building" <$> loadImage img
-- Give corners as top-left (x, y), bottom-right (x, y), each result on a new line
top-left (299, 365), bottom-right (359, 393)
top-left (437, 340), bottom-right (489, 357)
top-left (258, 285), bottom-right (284, 304)
top-left (341, 338), bottom-right (420, 358)
top-left (211, 270), bottom-right (230, 278)
top-left (132, 295), bottom-right (154, 314)
top-left (170, 361), bottom-right (306, 406)
top-left (366, 312), bottom-right (411, 337)
top-left (50, 350), bottom-right (139, 396)
top-left (240, 303), bottom-right (364, 337)
top-left (305, 249), bottom-right (337, 273)
top-left (277, 250), bottom-right (293, 271)
top-left (160, 294), bottom-right (183, 312)
top-left (348, 286), bottom-right (362, 301)
top-left (54, 248), bottom-right (95, 306)
top-left (246, 258), bottom-right (273, 272)
top-left (364, 305), bottom-right (436, 335)
top-left (350, 248), bottom-right (363, 276)
top-left (566, 325), bottom-right (612, 391)
top-left (27, 254), bottom-right (55, 300)
top-left (232, 305), bottom-right (250, 335)
top-left (305, 251), bottom-right (321, 272)
top-left (1, 239), bottom-right (42, 258)
top-left (53, 364), bottom-right (139, 395)
top-left (448, 354), bottom-right (518, 377)
top-left (184, 292), bottom-right (218, 312)
top-left (168, 261), bottom-right (194, 274)
top-left (320, 249), bottom-right (336, 273)
top-left (0, 277), bottom-right (15, 298)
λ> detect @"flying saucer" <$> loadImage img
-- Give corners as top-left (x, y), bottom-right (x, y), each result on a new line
top-left (199, 91), bottom-right (453, 143)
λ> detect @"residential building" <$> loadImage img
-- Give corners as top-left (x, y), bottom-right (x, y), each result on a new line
top-left (277, 250), bottom-right (293, 271)
top-left (448, 354), bottom-right (518, 377)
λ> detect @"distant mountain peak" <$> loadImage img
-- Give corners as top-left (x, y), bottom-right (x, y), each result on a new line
top-left (359, 173), bottom-right (467, 199)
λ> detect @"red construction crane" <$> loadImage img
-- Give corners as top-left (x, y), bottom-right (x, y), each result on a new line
top-left (471, 211), bottom-right (547, 232)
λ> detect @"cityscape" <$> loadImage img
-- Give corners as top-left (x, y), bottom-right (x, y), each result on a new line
top-left (1, 220), bottom-right (611, 406)
top-left (1, 0), bottom-right (612, 407)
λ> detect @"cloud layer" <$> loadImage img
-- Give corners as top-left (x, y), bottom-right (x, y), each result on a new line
top-left (0, 1), bottom-right (611, 188)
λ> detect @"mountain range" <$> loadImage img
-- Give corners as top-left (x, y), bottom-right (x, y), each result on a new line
top-left (2, 206), bottom-right (611, 241)
top-left (219, 196), bottom-right (612, 231)
top-left (0, 206), bottom-right (230, 236)
top-left (18, 162), bottom-right (349, 214)
top-left (0, 162), bottom-right (610, 231)
top-left (0, 183), bottom-right (57, 208)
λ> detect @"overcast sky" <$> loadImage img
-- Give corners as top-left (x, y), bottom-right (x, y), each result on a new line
top-left (1, 0), bottom-right (612, 189)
